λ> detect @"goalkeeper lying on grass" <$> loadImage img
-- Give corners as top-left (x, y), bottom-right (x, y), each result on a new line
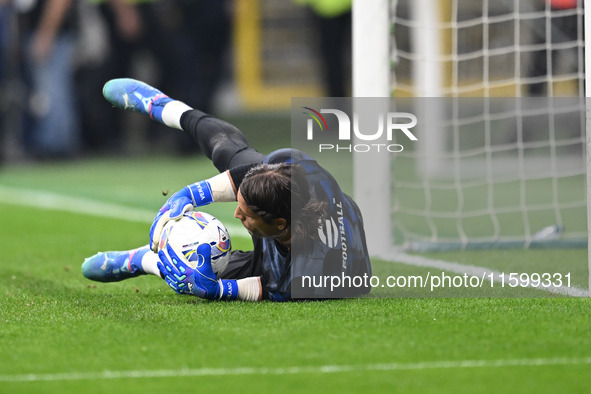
top-left (82, 78), bottom-right (371, 301)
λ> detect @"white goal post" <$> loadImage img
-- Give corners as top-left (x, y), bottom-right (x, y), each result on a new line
top-left (352, 0), bottom-right (391, 256)
top-left (585, 0), bottom-right (591, 295)
top-left (352, 0), bottom-right (590, 282)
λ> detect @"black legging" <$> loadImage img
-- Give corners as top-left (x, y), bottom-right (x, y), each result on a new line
top-left (179, 110), bottom-right (267, 280)
top-left (180, 109), bottom-right (265, 172)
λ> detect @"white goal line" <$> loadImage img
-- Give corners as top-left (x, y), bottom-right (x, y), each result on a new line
top-left (0, 185), bottom-right (249, 238)
top-left (379, 250), bottom-right (589, 298)
top-left (1, 356), bottom-right (590, 383)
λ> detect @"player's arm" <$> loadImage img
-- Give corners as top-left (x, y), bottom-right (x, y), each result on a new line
top-left (227, 163), bottom-right (259, 190)
top-left (158, 243), bottom-right (263, 301)
top-left (32, 0), bottom-right (73, 63)
top-left (150, 162), bottom-right (260, 251)
top-left (165, 162), bottom-right (259, 212)
top-left (150, 171), bottom-right (236, 251)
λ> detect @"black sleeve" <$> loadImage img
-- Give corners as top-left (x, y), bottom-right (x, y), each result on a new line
top-left (228, 163), bottom-right (258, 189)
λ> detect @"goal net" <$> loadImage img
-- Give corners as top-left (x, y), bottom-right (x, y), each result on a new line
top-left (356, 0), bottom-right (587, 252)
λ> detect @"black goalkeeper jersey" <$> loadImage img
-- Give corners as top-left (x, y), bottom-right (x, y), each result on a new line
top-left (181, 110), bottom-right (371, 300)
top-left (255, 148), bottom-right (371, 300)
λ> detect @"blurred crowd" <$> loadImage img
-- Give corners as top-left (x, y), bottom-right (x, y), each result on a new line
top-left (0, 0), bottom-right (234, 161)
top-left (0, 0), bottom-right (580, 163)
top-left (0, 0), bottom-right (353, 163)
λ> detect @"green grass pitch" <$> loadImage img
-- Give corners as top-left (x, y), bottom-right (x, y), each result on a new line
top-left (1, 152), bottom-right (591, 393)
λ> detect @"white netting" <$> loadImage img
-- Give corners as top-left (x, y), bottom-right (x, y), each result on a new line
top-left (391, 0), bottom-right (584, 97)
top-left (388, 0), bottom-right (586, 250)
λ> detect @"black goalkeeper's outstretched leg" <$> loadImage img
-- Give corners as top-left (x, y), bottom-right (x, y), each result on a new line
top-left (180, 110), bottom-right (264, 172)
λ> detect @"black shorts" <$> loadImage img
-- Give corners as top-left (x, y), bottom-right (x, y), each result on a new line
top-left (218, 248), bottom-right (261, 280)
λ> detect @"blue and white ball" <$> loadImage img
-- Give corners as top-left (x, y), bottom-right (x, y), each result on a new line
top-left (159, 211), bottom-right (231, 275)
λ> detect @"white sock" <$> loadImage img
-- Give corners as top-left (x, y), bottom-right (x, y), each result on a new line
top-left (141, 250), bottom-right (162, 277)
top-left (161, 101), bottom-right (193, 130)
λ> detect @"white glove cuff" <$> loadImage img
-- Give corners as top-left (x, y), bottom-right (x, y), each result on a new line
top-left (208, 172), bottom-right (236, 202)
top-left (236, 277), bottom-right (262, 301)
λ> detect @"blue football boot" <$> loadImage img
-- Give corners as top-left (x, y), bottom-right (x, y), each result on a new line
top-left (82, 246), bottom-right (150, 282)
top-left (102, 78), bottom-right (172, 123)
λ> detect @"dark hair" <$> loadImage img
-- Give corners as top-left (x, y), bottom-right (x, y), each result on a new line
top-left (239, 163), bottom-right (326, 244)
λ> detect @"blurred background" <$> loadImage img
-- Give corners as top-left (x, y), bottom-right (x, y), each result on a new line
top-left (0, 0), bottom-right (585, 252)
top-left (0, 0), bottom-right (352, 162)
top-left (0, 0), bottom-right (583, 163)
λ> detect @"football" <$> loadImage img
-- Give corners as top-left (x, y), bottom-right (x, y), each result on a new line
top-left (158, 211), bottom-right (231, 275)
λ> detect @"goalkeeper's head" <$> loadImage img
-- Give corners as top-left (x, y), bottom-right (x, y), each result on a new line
top-left (236, 163), bottom-right (326, 246)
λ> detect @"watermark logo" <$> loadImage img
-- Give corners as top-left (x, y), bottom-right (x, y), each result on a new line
top-left (302, 107), bottom-right (418, 153)
top-left (302, 107), bottom-right (328, 135)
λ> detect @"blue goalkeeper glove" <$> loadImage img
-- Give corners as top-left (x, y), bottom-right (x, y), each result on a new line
top-left (150, 180), bottom-right (214, 251)
top-left (157, 243), bottom-right (238, 301)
